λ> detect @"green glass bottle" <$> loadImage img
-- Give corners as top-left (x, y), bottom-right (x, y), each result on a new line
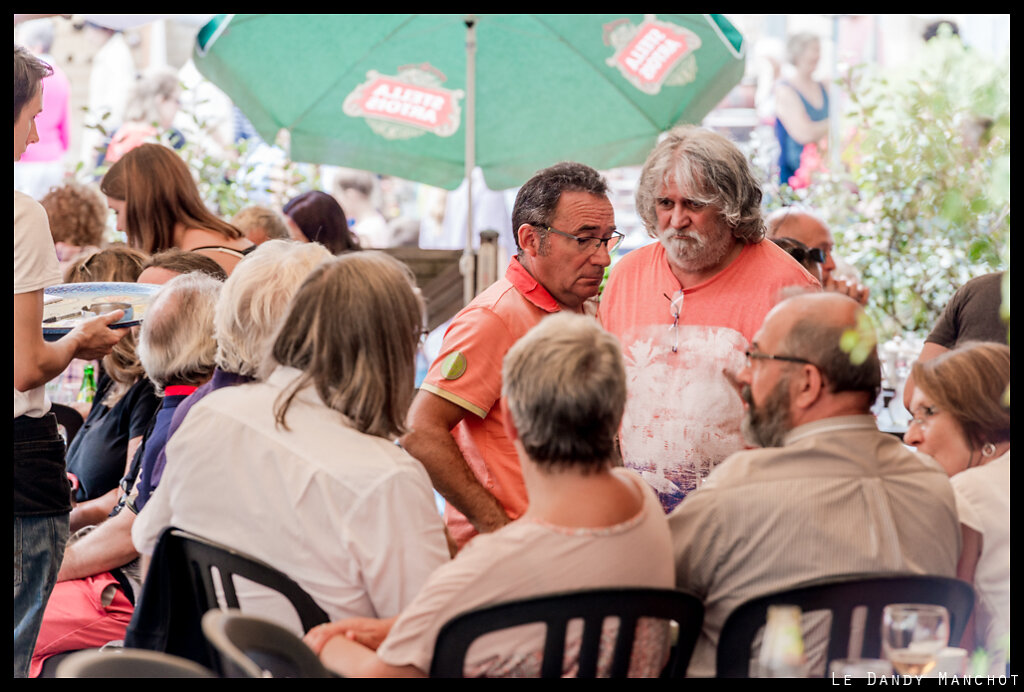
top-left (78, 364), bottom-right (97, 404)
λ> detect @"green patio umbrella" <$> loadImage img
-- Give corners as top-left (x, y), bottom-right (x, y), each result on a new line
top-left (195, 14), bottom-right (744, 297)
top-left (196, 13), bottom-right (744, 190)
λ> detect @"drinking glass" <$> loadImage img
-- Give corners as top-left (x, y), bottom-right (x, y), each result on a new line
top-left (881, 604), bottom-right (950, 677)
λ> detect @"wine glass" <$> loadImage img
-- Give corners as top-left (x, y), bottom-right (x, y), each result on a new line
top-left (881, 604), bottom-right (950, 677)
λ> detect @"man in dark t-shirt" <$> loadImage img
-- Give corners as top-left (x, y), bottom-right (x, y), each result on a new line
top-left (926, 271), bottom-right (1007, 349)
top-left (904, 271), bottom-right (1007, 408)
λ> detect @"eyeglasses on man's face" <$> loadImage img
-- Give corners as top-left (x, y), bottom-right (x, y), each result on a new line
top-left (744, 348), bottom-right (818, 369)
top-left (535, 224), bottom-right (624, 254)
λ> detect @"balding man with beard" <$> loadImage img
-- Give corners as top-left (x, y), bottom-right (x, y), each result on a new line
top-left (669, 292), bottom-right (960, 677)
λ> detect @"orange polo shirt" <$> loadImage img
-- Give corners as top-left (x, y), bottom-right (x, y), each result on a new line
top-left (420, 258), bottom-right (561, 547)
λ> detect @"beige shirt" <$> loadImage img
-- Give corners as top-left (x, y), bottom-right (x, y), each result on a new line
top-left (14, 190), bottom-right (64, 418)
top-left (670, 415), bottom-right (961, 677)
top-left (951, 451), bottom-right (1010, 675)
top-left (377, 469), bottom-right (675, 677)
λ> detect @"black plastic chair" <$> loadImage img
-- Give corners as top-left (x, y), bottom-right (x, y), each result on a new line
top-left (430, 587), bottom-right (704, 678)
top-left (124, 527), bottom-right (329, 668)
top-left (201, 609), bottom-right (338, 678)
top-left (716, 574), bottom-right (975, 677)
top-left (50, 402), bottom-right (83, 446)
top-left (55, 648), bottom-right (217, 678)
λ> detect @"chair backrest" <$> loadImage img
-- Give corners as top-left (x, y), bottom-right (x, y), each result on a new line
top-left (429, 587), bottom-right (704, 678)
top-left (716, 574), bottom-right (975, 677)
top-left (201, 609), bottom-right (337, 678)
top-left (124, 527), bottom-right (329, 667)
top-left (175, 529), bottom-right (330, 632)
top-left (56, 648), bottom-right (217, 678)
top-left (50, 402), bottom-right (83, 446)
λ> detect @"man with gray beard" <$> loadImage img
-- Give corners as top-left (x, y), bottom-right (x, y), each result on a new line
top-left (599, 125), bottom-right (818, 512)
top-left (668, 292), bottom-right (960, 677)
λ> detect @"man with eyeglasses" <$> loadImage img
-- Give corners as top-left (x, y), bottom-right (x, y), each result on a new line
top-left (599, 125), bottom-right (819, 513)
top-left (669, 291), bottom-right (960, 677)
top-left (766, 206), bottom-right (870, 305)
top-left (402, 162), bottom-right (619, 549)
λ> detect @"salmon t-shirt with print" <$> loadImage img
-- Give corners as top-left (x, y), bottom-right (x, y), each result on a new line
top-left (598, 239), bottom-right (819, 512)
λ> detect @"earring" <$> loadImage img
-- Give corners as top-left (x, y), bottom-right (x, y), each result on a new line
top-left (981, 442), bottom-right (997, 458)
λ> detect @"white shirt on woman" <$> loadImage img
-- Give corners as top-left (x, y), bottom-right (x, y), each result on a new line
top-left (133, 365), bottom-right (450, 635)
top-left (951, 451), bottom-right (1010, 674)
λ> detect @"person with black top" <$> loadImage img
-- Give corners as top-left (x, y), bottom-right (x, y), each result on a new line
top-left (60, 248), bottom-right (161, 531)
top-left (903, 271), bottom-right (1008, 409)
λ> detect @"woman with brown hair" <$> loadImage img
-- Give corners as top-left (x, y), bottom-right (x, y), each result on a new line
top-left (100, 143), bottom-right (253, 274)
top-left (904, 342), bottom-right (1010, 674)
top-left (282, 190), bottom-right (360, 255)
top-left (62, 246), bottom-right (161, 531)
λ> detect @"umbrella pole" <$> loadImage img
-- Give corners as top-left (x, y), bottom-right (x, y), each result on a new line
top-left (461, 15), bottom-right (477, 306)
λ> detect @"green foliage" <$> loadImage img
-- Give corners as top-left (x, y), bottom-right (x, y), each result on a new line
top-left (79, 82), bottom-right (318, 222)
top-left (840, 311), bottom-right (878, 366)
top-left (174, 93), bottom-right (316, 219)
top-left (759, 33), bottom-right (1009, 341)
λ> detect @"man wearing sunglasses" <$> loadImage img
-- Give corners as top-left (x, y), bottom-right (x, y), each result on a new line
top-left (600, 125), bottom-right (819, 513)
top-left (767, 206), bottom-right (870, 305)
top-left (403, 162), bottom-right (618, 549)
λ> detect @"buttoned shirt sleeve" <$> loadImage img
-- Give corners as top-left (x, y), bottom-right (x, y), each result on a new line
top-left (420, 307), bottom-right (516, 419)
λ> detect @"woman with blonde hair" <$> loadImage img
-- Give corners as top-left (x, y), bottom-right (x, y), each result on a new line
top-left (100, 143), bottom-right (253, 275)
top-left (904, 342), bottom-right (1010, 674)
top-left (63, 246), bottom-right (161, 530)
top-left (133, 251), bottom-right (449, 634)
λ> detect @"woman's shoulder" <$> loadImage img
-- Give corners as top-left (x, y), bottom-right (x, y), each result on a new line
top-left (181, 228), bottom-right (253, 253)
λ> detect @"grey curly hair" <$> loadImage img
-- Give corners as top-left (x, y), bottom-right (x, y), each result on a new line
top-left (635, 125), bottom-right (765, 244)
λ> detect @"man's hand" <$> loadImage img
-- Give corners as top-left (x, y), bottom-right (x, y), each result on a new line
top-left (57, 506), bottom-right (139, 582)
top-left (16, 292), bottom-right (124, 393)
top-left (824, 276), bottom-right (870, 306)
top-left (304, 616), bottom-right (397, 655)
top-left (67, 310), bottom-right (128, 361)
top-left (401, 391), bottom-right (511, 536)
top-left (721, 367), bottom-right (743, 403)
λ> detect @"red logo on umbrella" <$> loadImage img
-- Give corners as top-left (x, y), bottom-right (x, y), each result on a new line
top-left (344, 65), bottom-right (464, 139)
top-left (605, 16), bottom-right (702, 95)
